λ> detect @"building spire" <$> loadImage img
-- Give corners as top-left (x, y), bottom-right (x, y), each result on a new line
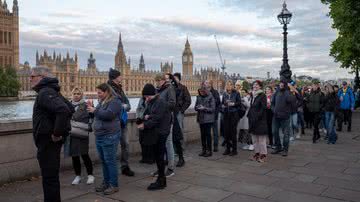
top-left (118, 32), bottom-right (123, 50)
top-left (13, 0), bottom-right (18, 14)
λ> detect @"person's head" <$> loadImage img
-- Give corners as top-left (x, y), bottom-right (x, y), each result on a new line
top-left (241, 89), bottom-right (249, 97)
top-left (96, 83), bottom-right (113, 104)
top-left (109, 68), bottom-right (121, 84)
top-left (342, 81), bottom-right (348, 88)
top-left (225, 80), bottom-right (234, 92)
top-left (165, 73), bottom-right (173, 83)
top-left (203, 80), bottom-right (213, 90)
top-left (142, 83), bottom-right (157, 102)
top-left (334, 85), bottom-right (339, 92)
top-left (154, 73), bottom-right (166, 88)
top-left (30, 67), bottom-right (52, 88)
top-left (325, 83), bottom-right (334, 95)
top-left (173, 73), bottom-right (181, 83)
top-left (265, 86), bottom-right (273, 95)
top-left (71, 87), bottom-right (84, 102)
top-left (235, 80), bottom-right (243, 91)
top-left (279, 81), bottom-right (286, 90)
top-left (312, 80), bottom-right (320, 91)
top-left (252, 80), bottom-right (263, 92)
top-left (198, 86), bottom-right (208, 97)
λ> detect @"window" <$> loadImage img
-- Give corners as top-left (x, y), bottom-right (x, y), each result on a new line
top-left (8, 32), bottom-right (11, 44)
top-left (4, 56), bottom-right (7, 66)
top-left (4, 32), bottom-right (7, 44)
top-left (0, 56), bottom-right (2, 66)
top-left (0, 31), bottom-right (2, 44)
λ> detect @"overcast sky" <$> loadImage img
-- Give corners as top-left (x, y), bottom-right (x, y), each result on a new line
top-left (14, 0), bottom-right (351, 79)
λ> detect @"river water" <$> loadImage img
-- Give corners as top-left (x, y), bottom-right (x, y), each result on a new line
top-left (0, 97), bottom-right (197, 120)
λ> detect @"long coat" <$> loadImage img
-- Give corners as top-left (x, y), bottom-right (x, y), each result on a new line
top-left (238, 95), bottom-right (251, 130)
top-left (248, 92), bottom-right (267, 136)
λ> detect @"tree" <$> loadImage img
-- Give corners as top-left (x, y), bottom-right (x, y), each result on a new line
top-left (321, 0), bottom-right (360, 88)
top-left (0, 66), bottom-right (21, 97)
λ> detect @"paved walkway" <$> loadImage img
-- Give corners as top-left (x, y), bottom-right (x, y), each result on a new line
top-left (1, 128), bottom-right (360, 202)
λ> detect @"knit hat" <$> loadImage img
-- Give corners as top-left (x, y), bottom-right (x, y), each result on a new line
top-left (342, 81), bottom-right (348, 86)
top-left (109, 68), bottom-right (121, 80)
top-left (253, 80), bottom-right (263, 88)
top-left (142, 83), bottom-right (156, 96)
top-left (174, 72), bottom-right (182, 81)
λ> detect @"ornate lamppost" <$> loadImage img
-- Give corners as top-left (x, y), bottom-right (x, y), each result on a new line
top-left (278, 1), bottom-right (293, 83)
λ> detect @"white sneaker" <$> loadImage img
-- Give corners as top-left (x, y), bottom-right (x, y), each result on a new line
top-left (71, 176), bottom-right (81, 185)
top-left (248, 145), bottom-right (254, 151)
top-left (290, 137), bottom-right (295, 141)
top-left (86, 175), bottom-right (95, 185)
top-left (242, 145), bottom-right (250, 150)
top-left (296, 132), bottom-right (301, 139)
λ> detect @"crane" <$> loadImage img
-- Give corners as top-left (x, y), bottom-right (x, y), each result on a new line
top-left (214, 35), bottom-right (226, 76)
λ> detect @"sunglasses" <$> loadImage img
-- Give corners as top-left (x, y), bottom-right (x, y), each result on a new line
top-left (73, 93), bottom-right (82, 95)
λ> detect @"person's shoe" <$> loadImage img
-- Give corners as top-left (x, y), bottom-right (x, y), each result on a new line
top-left (301, 128), bottom-right (305, 135)
top-left (213, 146), bottom-right (218, 152)
top-left (229, 150), bottom-right (238, 156)
top-left (336, 128), bottom-right (342, 132)
top-left (257, 155), bottom-right (266, 163)
top-left (103, 185), bottom-right (119, 195)
top-left (271, 149), bottom-right (282, 155)
top-left (203, 151), bottom-right (212, 157)
top-left (250, 153), bottom-right (260, 161)
top-left (165, 169), bottom-right (175, 178)
top-left (199, 150), bottom-right (206, 157)
top-left (242, 145), bottom-right (250, 150)
top-left (271, 145), bottom-right (277, 149)
top-left (223, 149), bottom-right (231, 155)
top-left (221, 141), bottom-right (226, 147)
top-left (86, 175), bottom-right (95, 185)
top-left (95, 182), bottom-right (109, 192)
top-left (151, 170), bottom-right (159, 177)
top-left (281, 151), bottom-right (288, 157)
top-left (71, 176), bottom-right (81, 185)
top-left (290, 137), bottom-right (295, 141)
top-left (176, 158), bottom-right (185, 167)
top-left (248, 145), bottom-right (254, 151)
top-left (347, 128), bottom-right (351, 132)
top-left (122, 166), bottom-right (135, 177)
top-left (147, 177), bottom-right (167, 191)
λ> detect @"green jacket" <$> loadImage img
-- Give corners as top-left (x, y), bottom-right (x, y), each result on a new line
top-left (307, 90), bottom-right (324, 113)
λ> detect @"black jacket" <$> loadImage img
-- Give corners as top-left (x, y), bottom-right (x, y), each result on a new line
top-left (143, 95), bottom-right (172, 138)
top-left (272, 89), bottom-right (296, 120)
top-left (210, 88), bottom-right (221, 117)
top-left (157, 82), bottom-right (176, 112)
top-left (108, 80), bottom-right (131, 112)
top-left (248, 92), bottom-right (267, 135)
top-left (221, 89), bottom-right (242, 114)
top-left (32, 77), bottom-right (74, 148)
top-left (324, 93), bottom-right (338, 112)
top-left (175, 83), bottom-right (192, 113)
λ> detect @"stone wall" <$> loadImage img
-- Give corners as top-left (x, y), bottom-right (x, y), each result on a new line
top-left (0, 110), bottom-right (200, 185)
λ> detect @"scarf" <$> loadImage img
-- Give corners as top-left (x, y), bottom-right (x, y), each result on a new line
top-left (71, 99), bottom-right (86, 111)
top-left (343, 87), bottom-right (348, 96)
top-left (252, 90), bottom-right (264, 104)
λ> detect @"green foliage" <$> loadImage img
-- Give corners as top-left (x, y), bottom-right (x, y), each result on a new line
top-left (0, 66), bottom-right (21, 97)
top-left (321, 0), bottom-right (360, 70)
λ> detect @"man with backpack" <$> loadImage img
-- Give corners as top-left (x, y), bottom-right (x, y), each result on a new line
top-left (337, 81), bottom-right (355, 132)
top-left (31, 67), bottom-right (74, 202)
top-left (108, 68), bottom-right (135, 177)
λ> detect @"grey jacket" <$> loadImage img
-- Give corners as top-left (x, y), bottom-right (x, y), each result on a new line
top-left (93, 97), bottom-right (123, 136)
top-left (195, 93), bottom-right (216, 124)
top-left (157, 82), bottom-right (176, 112)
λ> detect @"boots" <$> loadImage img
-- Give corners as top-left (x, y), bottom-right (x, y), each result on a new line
top-left (223, 148), bottom-right (231, 155)
top-left (147, 177), bottom-right (167, 191)
top-left (122, 166), bottom-right (135, 177)
top-left (199, 149), bottom-right (206, 157)
top-left (203, 150), bottom-right (212, 157)
top-left (176, 157), bottom-right (185, 167)
top-left (301, 128), bottom-right (305, 135)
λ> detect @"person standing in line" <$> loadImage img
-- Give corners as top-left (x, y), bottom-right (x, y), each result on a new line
top-left (271, 81), bottom-right (295, 157)
top-left (337, 81), bottom-right (355, 132)
top-left (107, 68), bottom-right (135, 177)
top-left (136, 84), bottom-right (172, 190)
top-left (236, 82), bottom-right (253, 151)
top-left (307, 80), bottom-right (325, 143)
top-left (324, 84), bottom-right (338, 144)
top-left (66, 87), bottom-right (95, 185)
top-left (195, 86), bottom-right (216, 157)
top-left (248, 81), bottom-right (268, 163)
top-left (88, 83), bottom-right (122, 195)
top-left (154, 73), bottom-right (176, 177)
top-left (288, 82), bottom-right (303, 141)
top-left (221, 80), bottom-right (242, 156)
top-left (265, 86), bottom-right (274, 148)
top-left (31, 67), bottom-right (74, 202)
top-left (204, 80), bottom-right (221, 152)
top-left (173, 73), bottom-right (191, 167)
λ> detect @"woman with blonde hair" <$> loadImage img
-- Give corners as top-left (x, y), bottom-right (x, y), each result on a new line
top-left (65, 87), bottom-right (94, 185)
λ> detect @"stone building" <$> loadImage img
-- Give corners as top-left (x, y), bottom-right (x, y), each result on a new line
top-left (0, 0), bottom-right (19, 69)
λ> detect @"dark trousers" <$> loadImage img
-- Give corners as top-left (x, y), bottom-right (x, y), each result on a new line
top-left (200, 123), bottom-right (213, 151)
top-left (224, 112), bottom-right (239, 151)
top-left (155, 134), bottom-right (168, 178)
top-left (37, 141), bottom-right (62, 202)
top-left (312, 112), bottom-right (321, 142)
top-left (174, 140), bottom-right (184, 159)
top-left (273, 117), bottom-right (291, 151)
top-left (141, 144), bottom-right (155, 163)
top-left (72, 154), bottom-right (93, 176)
top-left (266, 109), bottom-right (273, 145)
top-left (337, 109), bottom-right (352, 131)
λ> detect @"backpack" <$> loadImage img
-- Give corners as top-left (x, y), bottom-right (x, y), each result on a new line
top-left (120, 108), bottom-right (128, 129)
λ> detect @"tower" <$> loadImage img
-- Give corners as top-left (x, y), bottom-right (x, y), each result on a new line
top-left (114, 32), bottom-right (130, 75)
top-left (182, 38), bottom-right (193, 77)
top-left (87, 52), bottom-right (96, 70)
top-left (139, 53), bottom-right (145, 71)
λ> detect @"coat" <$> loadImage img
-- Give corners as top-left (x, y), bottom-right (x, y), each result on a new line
top-left (248, 92), bottom-right (267, 135)
top-left (221, 89), bottom-right (242, 114)
top-left (272, 89), bottom-right (295, 120)
top-left (338, 87), bottom-right (355, 110)
top-left (195, 92), bottom-right (216, 124)
top-left (32, 77), bottom-right (73, 148)
top-left (93, 97), bottom-right (123, 136)
top-left (175, 83), bottom-right (192, 113)
top-left (157, 82), bottom-right (176, 113)
top-left (210, 88), bottom-right (221, 119)
top-left (324, 93), bottom-right (339, 112)
top-left (307, 90), bottom-right (324, 113)
top-left (238, 95), bottom-right (250, 130)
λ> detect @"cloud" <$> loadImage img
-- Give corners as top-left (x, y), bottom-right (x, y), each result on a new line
top-left (47, 11), bottom-right (90, 18)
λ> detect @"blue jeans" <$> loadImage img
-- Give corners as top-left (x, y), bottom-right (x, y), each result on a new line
top-left (96, 133), bottom-right (120, 187)
top-left (325, 112), bottom-right (337, 143)
top-left (290, 113), bottom-right (298, 138)
top-left (298, 112), bottom-right (305, 129)
top-left (273, 117), bottom-right (291, 151)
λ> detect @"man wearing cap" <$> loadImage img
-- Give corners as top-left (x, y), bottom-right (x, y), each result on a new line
top-left (107, 68), bottom-right (135, 177)
top-left (337, 81), bottom-right (355, 132)
top-left (307, 80), bottom-right (325, 143)
top-left (137, 83), bottom-right (171, 190)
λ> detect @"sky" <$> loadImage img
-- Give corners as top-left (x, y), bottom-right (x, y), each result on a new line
top-left (12, 0), bottom-right (352, 79)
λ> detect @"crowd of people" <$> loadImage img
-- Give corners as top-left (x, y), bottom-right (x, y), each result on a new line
top-left (29, 66), bottom-right (356, 202)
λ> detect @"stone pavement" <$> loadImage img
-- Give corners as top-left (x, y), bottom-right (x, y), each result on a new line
top-left (1, 129), bottom-right (360, 202)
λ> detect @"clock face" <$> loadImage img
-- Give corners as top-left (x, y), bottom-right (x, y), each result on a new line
top-left (183, 55), bottom-right (188, 62)
top-left (189, 56), bottom-right (193, 62)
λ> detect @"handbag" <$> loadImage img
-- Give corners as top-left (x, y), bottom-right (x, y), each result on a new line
top-left (70, 121), bottom-right (90, 138)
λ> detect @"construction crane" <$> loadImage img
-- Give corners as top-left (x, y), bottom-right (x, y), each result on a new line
top-left (214, 35), bottom-right (226, 76)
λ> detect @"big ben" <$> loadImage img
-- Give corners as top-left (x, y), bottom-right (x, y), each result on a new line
top-left (182, 38), bottom-right (193, 77)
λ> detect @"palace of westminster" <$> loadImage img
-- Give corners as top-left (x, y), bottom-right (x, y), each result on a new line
top-left (1, 1), bottom-right (224, 97)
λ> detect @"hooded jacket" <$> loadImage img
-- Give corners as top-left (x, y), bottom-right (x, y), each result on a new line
top-left (175, 82), bottom-right (192, 113)
top-left (272, 88), bottom-right (296, 120)
top-left (157, 81), bottom-right (176, 112)
top-left (221, 89), bottom-right (242, 114)
top-left (32, 77), bottom-right (74, 148)
top-left (195, 89), bottom-right (216, 124)
top-left (338, 87), bottom-right (355, 110)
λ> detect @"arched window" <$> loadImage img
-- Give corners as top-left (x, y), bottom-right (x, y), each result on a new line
top-left (8, 32), bottom-right (11, 45)
top-left (4, 32), bottom-right (7, 44)
top-left (0, 31), bottom-right (3, 44)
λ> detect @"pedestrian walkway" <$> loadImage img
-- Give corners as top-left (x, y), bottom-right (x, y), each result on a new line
top-left (1, 129), bottom-right (360, 202)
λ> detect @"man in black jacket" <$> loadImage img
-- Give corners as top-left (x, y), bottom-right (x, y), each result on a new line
top-left (173, 73), bottom-right (191, 167)
top-left (137, 84), bottom-right (171, 190)
top-left (31, 67), bottom-right (73, 202)
top-left (107, 68), bottom-right (135, 177)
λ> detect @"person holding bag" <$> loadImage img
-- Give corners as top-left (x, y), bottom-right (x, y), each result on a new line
top-left (64, 87), bottom-right (95, 185)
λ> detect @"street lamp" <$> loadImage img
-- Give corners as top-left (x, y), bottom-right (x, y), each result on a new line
top-left (278, 1), bottom-right (292, 83)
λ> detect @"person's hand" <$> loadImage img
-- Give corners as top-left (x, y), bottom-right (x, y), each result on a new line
top-left (51, 135), bottom-right (62, 142)
top-left (122, 104), bottom-right (129, 109)
top-left (87, 106), bottom-right (95, 113)
top-left (144, 115), bottom-right (150, 120)
top-left (228, 102), bottom-right (235, 107)
top-left (137, 123), bottom-right (144, 130)
top-left (351, 107), bottom-right (355, 112)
